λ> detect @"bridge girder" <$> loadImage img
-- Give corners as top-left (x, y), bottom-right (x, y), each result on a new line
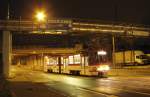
top-left (0, 19), bottom-right (149, 37)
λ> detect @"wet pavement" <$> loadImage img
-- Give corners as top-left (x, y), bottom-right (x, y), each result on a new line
top-left (8, 68), bottom-right (150, 97)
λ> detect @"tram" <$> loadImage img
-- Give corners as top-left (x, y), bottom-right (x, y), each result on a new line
top-left (45, 50), bottom-right (110, 77)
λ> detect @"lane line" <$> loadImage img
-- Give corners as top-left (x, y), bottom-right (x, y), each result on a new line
top-left (97, 79), bottom-right (150, 91)
top-left (116, 88), bottom-right (150, 96)
top-left (94, 85), bottom-right (150, 96)
top-left (77, 87), bottom-right (119, 97)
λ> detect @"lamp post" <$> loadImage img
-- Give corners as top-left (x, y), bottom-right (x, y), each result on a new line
top-left (35, 11), bottom-right (47, 71)
top-left (35, 10), bottom-right (47, 33)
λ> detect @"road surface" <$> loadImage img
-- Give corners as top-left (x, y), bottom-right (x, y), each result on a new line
top-left (9, 67), bottom-right (150, 97)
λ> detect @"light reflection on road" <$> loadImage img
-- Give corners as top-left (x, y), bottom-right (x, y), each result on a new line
top-left (9, 67), bottom-right (150, 97)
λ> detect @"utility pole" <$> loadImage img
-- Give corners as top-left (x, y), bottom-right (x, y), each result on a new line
top-left (7, 0), bottom-right (10, 20)
top-left (114, 0), bottom-right (118, 22)
top-left (112, 0), bottom-right (118, 68)
top-left (112, 35), bottom-right (116, 68)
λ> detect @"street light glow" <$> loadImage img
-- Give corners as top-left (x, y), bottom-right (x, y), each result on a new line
top-left (35, 11), bottom-right (46, 22)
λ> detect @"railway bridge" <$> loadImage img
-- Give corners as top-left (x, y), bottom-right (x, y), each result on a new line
top-left (0, 19), bottom-right (150, 77)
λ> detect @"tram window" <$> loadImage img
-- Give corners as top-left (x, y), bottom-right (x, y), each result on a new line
top-left (74, 54), bottom-right (81, 64)
top-left (69, 56), bottom-right (74, 64)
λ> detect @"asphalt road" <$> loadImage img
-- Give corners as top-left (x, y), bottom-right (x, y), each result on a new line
top-left (9, 68), bottom-right (150, 97)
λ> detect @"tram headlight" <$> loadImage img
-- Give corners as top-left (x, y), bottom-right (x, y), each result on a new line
top-left (97, 65), bottom-right (110, 71)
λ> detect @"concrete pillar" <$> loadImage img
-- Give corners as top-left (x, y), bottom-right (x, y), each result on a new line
top-left (58, 57), bottom-right (61, 74)
top-left (42, 54), bottom-right (46, 72)
top-left (112, 35), bottom-right (116, 68)
top-left (2, 31), bottom-right (12, 78)
top-left (33, 55), bottom-right (37, 70)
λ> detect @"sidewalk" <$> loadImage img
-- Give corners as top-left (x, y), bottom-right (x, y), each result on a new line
top-left (7, 68), bottom-right (69, 97)
top-left (9, 81), bottom-right (68, 97)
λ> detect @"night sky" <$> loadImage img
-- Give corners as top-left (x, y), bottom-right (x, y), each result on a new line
top-left (0, 0), bottom-right (150, 25)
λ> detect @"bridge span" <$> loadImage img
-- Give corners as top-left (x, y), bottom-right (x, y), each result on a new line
top-left (0, 19), bottom-right (150, 77)
top-left (0, 19), bottom-right (150, 36)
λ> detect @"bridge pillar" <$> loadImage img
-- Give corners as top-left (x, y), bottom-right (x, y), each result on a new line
top-left (112, 35), bottom-right (116, 68)
top-left (58, 56), bottom-right (61, 74)
top-left (2, 31), bottom-right (12, 78)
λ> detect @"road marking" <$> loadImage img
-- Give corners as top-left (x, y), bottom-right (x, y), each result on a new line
top-left (77, 87), bottom-right (119, 97)
top-left (97, 79), bottom-right (150, 92)
top-left (95, 86), bottom-right (150, 96)
top-left (122, 89), bottom-right (150, 96)
top-left (78, 84), bottom-right (150, 97)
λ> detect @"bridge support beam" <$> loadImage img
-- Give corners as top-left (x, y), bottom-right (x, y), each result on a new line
top-left (58, 56), bottom-right (61, 74)
top-left (112, 35), bottom-right (116, 68)
top-left (2, 31), bottom-right (12, 78)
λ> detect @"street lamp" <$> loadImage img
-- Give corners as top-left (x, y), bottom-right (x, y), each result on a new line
top-left (34, 10), bottom-right (47, 33)
top-left (35, 11), bottom-right (46, 22)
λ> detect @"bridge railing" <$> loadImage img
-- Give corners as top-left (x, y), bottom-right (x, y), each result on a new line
top-left (72, 22), bottom-right (150, 36)
top-left (0, 19), bottom-right (72, 31)
top-left (0, 19), bottom-right (150, 36)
